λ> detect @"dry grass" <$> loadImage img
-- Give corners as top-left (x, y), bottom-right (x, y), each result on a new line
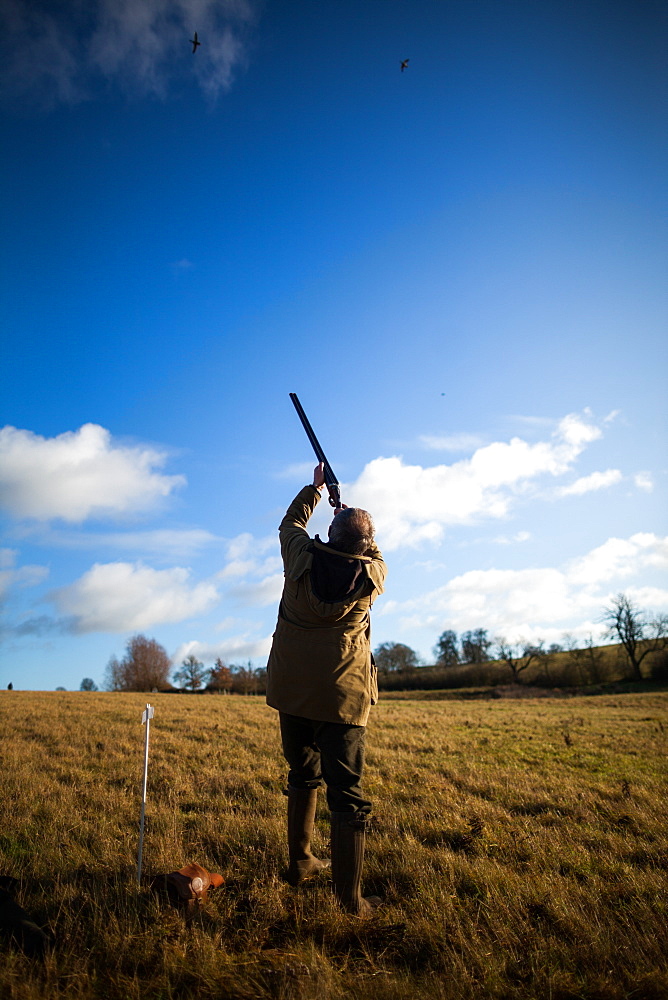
top-left (1, 690), bottom-right (667, 999)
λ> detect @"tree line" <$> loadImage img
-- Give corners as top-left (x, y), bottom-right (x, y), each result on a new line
top-left (88, 592), bottom-right (667, 694)
top-left (103, 635), bottom-right (266, 694)
top-left (376, 592), bottom-right (668, 688)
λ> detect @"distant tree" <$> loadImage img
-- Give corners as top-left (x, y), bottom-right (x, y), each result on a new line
top-left (173, 653), bottom-right (207, 691)
top-left (105, 656), bottom-right (121, 690)
top-left (230, 661), bottom-right (265, 695)
top-left (80, 678), bottom-right (98, 691)
top-left (547, 643), bottom-right (563, 655)
top-left (105, 635), bottom-right (172, 692)
top-left (461, 629), bottom-right (492, 664)
top-left (254, 666), bottom-right (268, 691)
top-left (7, 683), bottom-right (13, 690)
top-left (563, 633), bottom-right (605, 685)
top-left (208, 657), bottom-right (233, 693)
top-left (434, 630), bottom-right (459, 666)
top-left (600, 593), bottom-right (668, 681)
top-left (496, 638), bottom-right (545, 683)
top-left (55, 686), bottom-right (66, 691)
top-left (374, 642), bottom-right (422, 674)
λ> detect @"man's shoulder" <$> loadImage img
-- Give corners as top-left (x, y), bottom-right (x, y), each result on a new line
top-left (282, 531), bottom-right (315, 581)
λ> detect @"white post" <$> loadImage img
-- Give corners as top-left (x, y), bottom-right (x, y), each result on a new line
top-left (137, 703), bottom-right (154, 884)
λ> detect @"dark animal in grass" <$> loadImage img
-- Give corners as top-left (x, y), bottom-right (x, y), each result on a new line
top-left (0, 877), bottom-right (52, 955)
top-left (150, 863), bottom-right (224, 919)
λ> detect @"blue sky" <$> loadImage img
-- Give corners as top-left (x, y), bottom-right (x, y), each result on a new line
top-left (1, 0), bottom-right (666, 690)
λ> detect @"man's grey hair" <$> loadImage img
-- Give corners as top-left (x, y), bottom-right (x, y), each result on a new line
top-left (328, 508), bottom-right (375, 556)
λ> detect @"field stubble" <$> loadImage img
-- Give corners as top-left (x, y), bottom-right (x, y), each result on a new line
top-left (0, 691), bottom-right (666, 1000)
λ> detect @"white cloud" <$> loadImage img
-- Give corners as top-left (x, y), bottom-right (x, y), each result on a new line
top-left (492, 530), bottom-right (531, 545)
top-left (507, 415), bottom-right (556, 431)
top-left (44, 528), bottom-right (284, 637)
top-left (557, 468), bottom-right (622, 497)
top-left (173, 634), bottom-right (272, 665)
top-left (396, 567), bottom-right (581, 637)
top-left (419, 433), bottom-right (485, 452)
top-left (346, 411), bottom-right (603, 550)
top-left (1, 0), bottom-right (256, 106)
top-left (90, 528), bottom-right (216, 557)
top-left (276, 462), bottom-right (315, 481)
top-left (227, 572), bottom-right (284, 607)
top-left (568, 533), bottom-right (668, 587)
top-left (216, 534), bottom-right (281, 587)
top-left (214, 616), bottom-right (249, 632)
top-left (1, 0), bottom-right (81, 104)
top-left (0, 424), bottom-right (184, 523)
top-left (0, 549), bottom-right (49, 600)
top-left (634, 472), bottom-right (654, 493)
top-left (218, 559), bottom-right (257, 580)
top-left (625, 585), bottom-right (668, 609)
top-left (225, 532), bottom-right (276, 560)
top-left (0, 549), bottom-right (16, 570)
top-left (51, 561), bottom-right (219, 633)
top-left (382, 533), bottom-right (668, 643)
top-left (21, 527), bottom-right (218, 559)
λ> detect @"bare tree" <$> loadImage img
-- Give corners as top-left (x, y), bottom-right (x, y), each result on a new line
top-left (105, 635), bottom-right (172, 691)
top-left (374, 642), bottom-right (422, 675)
top-left (433, 630), bottom-right (459, 666)
top-left (105, 655), bottom-right (122, 690)
top-left (563, 633), bottom-right (605, 685)
top-left (600, 593), bottom-right (668, 680)
top-left (496, 638), bottom-right (544, 683)
top-left (231, 660), bottom-right (264, 695)
top-left (173, 653), bottom-right (207, 691)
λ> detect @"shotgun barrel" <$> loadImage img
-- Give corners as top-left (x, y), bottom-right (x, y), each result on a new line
top-left (289, 393), bottom-right (341, 508)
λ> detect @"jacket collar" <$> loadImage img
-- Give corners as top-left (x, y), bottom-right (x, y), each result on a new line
top-left (312, 535), bottom-right (373, 563)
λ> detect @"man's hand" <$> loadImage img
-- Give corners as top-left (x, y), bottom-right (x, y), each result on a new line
top-left (313, 462), bottom-right (326, 489)
top-left (333, 504), bottom-right (348, 515)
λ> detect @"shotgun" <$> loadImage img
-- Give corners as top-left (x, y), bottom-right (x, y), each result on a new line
top-left (289, 392), bottom-right (341, 508)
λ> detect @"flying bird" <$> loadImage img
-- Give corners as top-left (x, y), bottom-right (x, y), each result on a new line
top-left (400, 59), bottom-right (409, 72)
top-left (190, 32), bottom-right (201, 53)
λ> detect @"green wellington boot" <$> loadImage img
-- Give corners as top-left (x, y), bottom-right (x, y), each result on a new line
top-left (330, 811), bottom-right (381, 916)
top-left (285, 786), bottom-right (331, 886)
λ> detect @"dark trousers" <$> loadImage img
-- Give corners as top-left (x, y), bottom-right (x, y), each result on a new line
top-left (279, 712), bottom-right (372, 815)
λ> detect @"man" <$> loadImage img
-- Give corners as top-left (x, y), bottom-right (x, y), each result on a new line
top-left (266, 462), bottom-right (387, 916)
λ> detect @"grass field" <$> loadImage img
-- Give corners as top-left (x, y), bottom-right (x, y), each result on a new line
top-left (1, 690), bottom-right (667, 999)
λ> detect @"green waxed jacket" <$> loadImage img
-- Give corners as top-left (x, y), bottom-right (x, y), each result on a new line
top-left (265, 485), bottom-right (387, 726)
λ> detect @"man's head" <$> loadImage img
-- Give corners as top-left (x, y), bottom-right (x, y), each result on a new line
top-left (327, 507), bottom-right (375, 556)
